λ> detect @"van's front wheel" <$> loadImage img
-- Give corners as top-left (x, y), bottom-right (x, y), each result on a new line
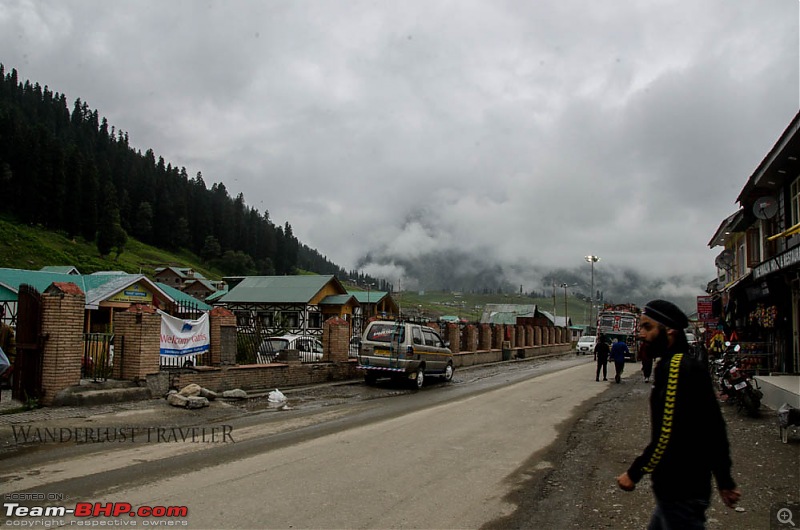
top-left (443, 363), bottom-right (454, 383)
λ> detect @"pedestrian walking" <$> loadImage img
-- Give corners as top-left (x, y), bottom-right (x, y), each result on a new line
top-left (617, 299), bottom-right (740, 529)
top-left (610, 338), bottom-right (629, 383)
top-left (594, 334), bottom-right (609, 382)
top-left (640, 340), bottom-right (653, 383)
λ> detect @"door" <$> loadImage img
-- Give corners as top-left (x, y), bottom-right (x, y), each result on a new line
top-left (12, 284), bottom-right (44, 402)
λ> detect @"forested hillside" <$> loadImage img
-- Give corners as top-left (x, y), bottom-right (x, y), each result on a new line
top-left (0, 65), bottom-right (386, 288)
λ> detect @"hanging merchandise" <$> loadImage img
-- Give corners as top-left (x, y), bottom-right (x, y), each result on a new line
top-left (748, 304), bottom-right (777, 329)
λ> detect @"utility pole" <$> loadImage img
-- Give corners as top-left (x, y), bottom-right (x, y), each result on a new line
top-left (584, 255), bottom-right (600, 331)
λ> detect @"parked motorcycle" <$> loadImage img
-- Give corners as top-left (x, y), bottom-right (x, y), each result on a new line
top-left (713, 342), bottom-right (763, 417)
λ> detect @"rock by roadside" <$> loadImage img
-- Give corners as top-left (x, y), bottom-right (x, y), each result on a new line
top-left (485, 370), bottom-right (800, 530)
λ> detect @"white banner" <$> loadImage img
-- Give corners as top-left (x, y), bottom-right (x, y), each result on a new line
top-left (159, 311), bottom-right (210, 358)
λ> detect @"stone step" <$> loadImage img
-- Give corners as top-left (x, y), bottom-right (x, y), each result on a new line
top-left (53, 386), bottom-right (152, 407)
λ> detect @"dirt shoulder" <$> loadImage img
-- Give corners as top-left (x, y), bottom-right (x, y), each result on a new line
top-left (485, 367), bottom-right (800, 530)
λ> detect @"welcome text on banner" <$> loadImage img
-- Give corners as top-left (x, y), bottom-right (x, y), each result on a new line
top-left (159, 310), bottom-right (210, 358)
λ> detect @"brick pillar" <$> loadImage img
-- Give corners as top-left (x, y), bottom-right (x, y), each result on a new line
top-left (479, 324), bottom-right (492, 350)
top-left (209, 306), bottom-right (235, 366)
top-left (116, 304), bottom-right (161, 380)
top-left (549, 327), bottom-right (556, 345)
top-left (446, 324), bottom-right (460, 353)
top-left (492, 325), bottom-right (503, 349)
top-left (507, 326), bottom-right (516, 348)
top-left (515, 326), bottom-right (525, 348)
top-left (534, 326), bottom-right (542, 346)
top-left (542, 327), bottom-right (549, 345)
top-left (525, 326), bottom-right (533, 347)
top-left (464, 325), bottom-right (478, 352)
top-left (40, 283), bottom-right (85, 406)
top-left (555, 327), bottom-right (562, 343)
top-left (324, 317), bottom-right (350, 362)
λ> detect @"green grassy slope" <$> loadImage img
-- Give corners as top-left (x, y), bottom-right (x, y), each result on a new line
top-left (0, 216), bottom-right (221, 279)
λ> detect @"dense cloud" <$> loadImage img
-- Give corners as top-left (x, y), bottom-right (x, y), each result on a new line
top-left (1, 1), bottom-right (797, 309)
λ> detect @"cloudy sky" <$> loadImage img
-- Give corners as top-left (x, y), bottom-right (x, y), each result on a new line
top-left (1, 1), bottom-right (798, 302)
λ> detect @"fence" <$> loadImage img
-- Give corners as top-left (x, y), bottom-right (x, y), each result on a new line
top-left (83, 333), bottom-right (116, 382)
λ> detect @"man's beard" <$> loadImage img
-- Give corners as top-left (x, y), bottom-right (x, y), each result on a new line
top-left (645, 328), bottom-right (670, 358)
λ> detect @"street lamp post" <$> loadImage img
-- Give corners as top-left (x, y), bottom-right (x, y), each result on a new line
top-left (560, 282), bottom-right (577, 342)
top-left (560, 283), bottom-right (569, 328)
top-left (584, 255), bottom-right (600, 331)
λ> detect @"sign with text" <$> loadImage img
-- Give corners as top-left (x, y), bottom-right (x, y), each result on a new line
top-left (159, 311), bottom-right (210, 358)
top-left (697, 295), bottom-right (714, 323)
top-left (108, 283), bottom-right (153, 304)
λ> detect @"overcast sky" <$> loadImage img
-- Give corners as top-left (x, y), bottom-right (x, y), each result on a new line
top-left (1, 1), bottom-right (798, 301)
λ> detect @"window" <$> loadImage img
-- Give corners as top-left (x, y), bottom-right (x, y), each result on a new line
top-left (308, 311), bottom-right (322, 329)
top-left (746, 228), bottom-right (761, 268)
top-left (235, 311), bottom-right (251, 327)
top-left (737, 241), bottom-right (746, 277)
top-left (281, 311), bottom-right (299, 328)
top-left (259, 311), bottom-right (274, 327)
top-left (367, 323), bottom-right (404, 343)
top-left (412, 326), bottom-right (423, 345)
top-left (791, 178), bottom-right (800, 226)
top-left (422, 328), bottom-right (443, 347)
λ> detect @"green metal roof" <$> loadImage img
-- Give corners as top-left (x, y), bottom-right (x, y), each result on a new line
top-left (218, 275), bottom-right (341, 304)
top-left (320, 294), bottom-right (356, 306)
top-left (40, 265), bottom-right (80, 274)
top-left (156, 282), bottom-right (212, 311)
top-left (205, 287), bottom-right (228, 303)
top-left (0, 268), bottom-right (175, 307)
top-left (349, 291), bottom-right (388, 304)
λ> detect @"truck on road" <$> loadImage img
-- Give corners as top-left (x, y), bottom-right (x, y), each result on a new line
top-left (596, 303), bottom-right (640, 361)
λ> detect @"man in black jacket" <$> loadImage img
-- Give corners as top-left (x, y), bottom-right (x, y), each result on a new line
top-left (616, 299), bottom-right (740, 529)
top-left (594, 334), bottom-right (610, 382)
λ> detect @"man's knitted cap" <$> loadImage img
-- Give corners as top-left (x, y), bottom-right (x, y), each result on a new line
top-left (642, 299), bottom-right (688, 330)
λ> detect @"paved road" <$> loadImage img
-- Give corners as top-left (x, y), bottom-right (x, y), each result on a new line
top-left (1, 355), bottom-right (607, 528)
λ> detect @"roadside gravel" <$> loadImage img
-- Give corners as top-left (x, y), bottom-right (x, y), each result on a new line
top-left (484, 366), bottom-right (800, 530)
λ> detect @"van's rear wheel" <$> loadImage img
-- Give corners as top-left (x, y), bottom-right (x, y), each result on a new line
top-left (412, 367), bottom-right (424, 390)
top-left (364, 372), bottom-right (378, 386)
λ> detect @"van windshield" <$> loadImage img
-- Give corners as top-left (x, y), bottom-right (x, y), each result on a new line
top-left (366, 323), bottom-right (405, 343)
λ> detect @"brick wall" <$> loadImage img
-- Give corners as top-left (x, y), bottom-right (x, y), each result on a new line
top-left (171, 362), bottom-right (360, 393)
top-left (40, 283), bottom-right (84, 406)
top-left (115, 305), bottom-right (160, 380)
top-left (209, 307), bottom-right (236, 365)
top-left (324, 317), bottom-right (349, 362)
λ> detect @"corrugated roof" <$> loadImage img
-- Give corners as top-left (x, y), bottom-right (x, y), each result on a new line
top-left (320, 294), bottom-right (356, 305)
top-left (480, 304), bottom-right (538, 324)
top-left (218, 275), bottom-right (338, 304)
top-left (205, 287), bottom-right (228, 303)
top-left (349, 291), bottom-right (388, 304)
top-left (0, 268), bottom-right (177, 308)
top-left (40, 265), bottom-right (80, 275)
top-left (156, 282), bottom-right (212, 311)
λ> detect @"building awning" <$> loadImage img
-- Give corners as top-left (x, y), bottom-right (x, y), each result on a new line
top-left (723, 272), bottom-right (752, 293)
top-left (767, 221), bottom-right (800, 241)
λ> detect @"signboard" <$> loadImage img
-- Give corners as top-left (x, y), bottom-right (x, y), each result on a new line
top-left (753, 245), bottom-right (800, 279)
top-left (109, 283), bottom-right (153, 304)
top-left (697, 295), bottom-right (714, 323)
top-left (159, 311), bottom-right (210, 358)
